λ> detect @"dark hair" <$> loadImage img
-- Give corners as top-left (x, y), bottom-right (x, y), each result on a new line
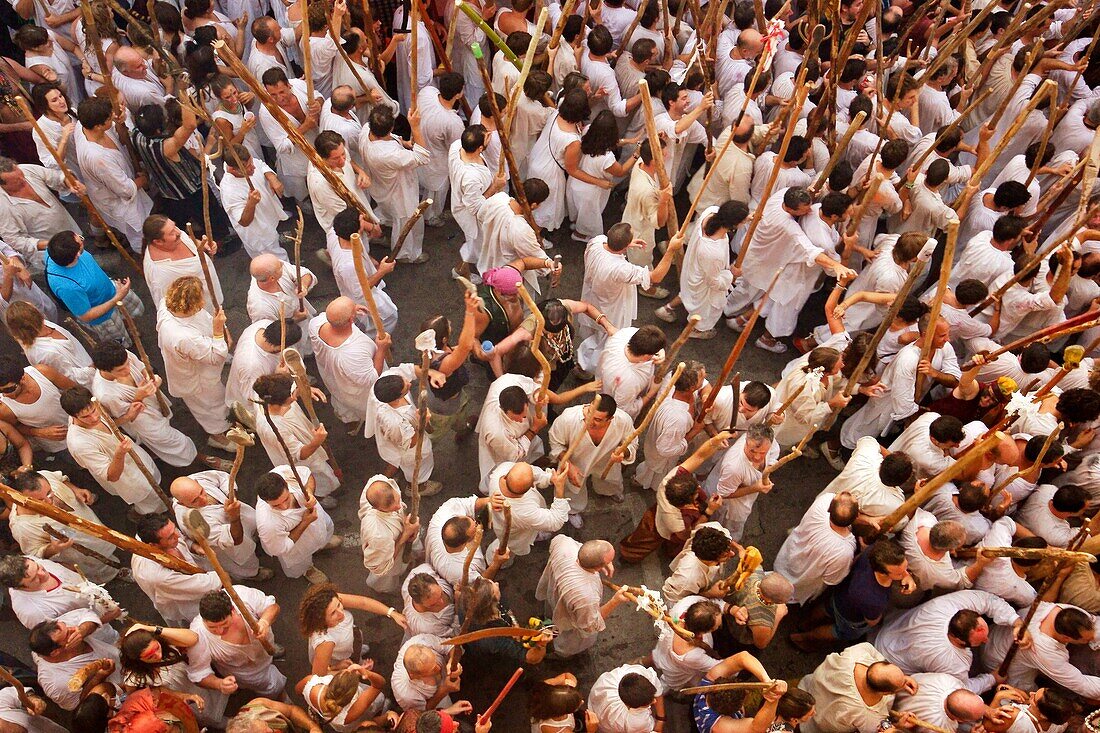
top-left (880, 140), bottom-right (910, 170)
top-left (777, 688), bottom-right (816, 721)
top-left (368, 105), bottom-right (395, 137)
top-left (13, 25), bottom-right (49, 50)
top-left (930, 415), bottom-right (965, 443)
top-left (199, 589), bottom-right (234, 622)
top-left (1036, 687), bottom-right (1075, 725)
top-left (926, 158), bottom-right (951, 187)
top-left (77, 96), bottom-right (113, 129)
top-left (90, 340), bottom-right (129, 371)
top-left (627, 325), bottom-right (666, 356)
top-left (438, 72), bottom-right (465, 100)
top-left (135, 513), bottom-right (173, 544)
top-left (631, 38), bottom-right (657, 63)
top-left (581, 110), bottom-right (620, 156)
top-left (0, 357), bottom-right (25, 387)
top-left (72, 693), bottom-right (110, 733)
top-left (830, 160), bottom-right (854, 191)
top-left (664, 471), bottom-right (701, 506)
top-left (120, 629), bottom-right (186, 685)
top-left (528, 681), bottom-right (585, 721)
top-left (783, 187), bottom-right (812, 209)
top-left (499, 385), bottom-right (529, 415)
top-left (254, 373), bottom-right (294, 405)
top-left (618, 673), bottom-right (657, 708)
top-left (820, 192), bottom-right (853, 218)
top-left (559, 88), bottom-right (591, 124)
top-left (879, 453), bottom-right (914, 487)
top-left (1011, 535), bottom-right (1048, 566)
top-left (28, 620), bottom-right (61, 656)
top-left (261, 320), bottom-right (301, 346)
top-left (867, 538), bottom-right (906, 573)
top-left (992, 215), bottom-right (1026, 242)
top-left (742, 381), bottom-right (771, 408)
top-left (587, 24), bottom-right (614, 55)
top-left (692, 526), bottom-right (732, 562)
top-left (955, 279), bottom-right (988, 306)
top-left (255, 471), bottom-right (289, 502)
top-left (477, 91), bottom-right (506, 119)
top-left (461, 124), bottom-right (488, 152)
top-left (525, 69), bottom-right (554, 100)
top-left (1052, 484), bottom-right (1087, 514)
top-left (59, 385), bottom-right (94, 417)
top-left (682, 599), bottom-right (722, 633)
top-left (993, 181), bottom-right (1031, 209)
top-left (315, 130), bottom-right (346, 159)
top-left (333, 207), bottom-right (362, 240)
top-left (373, 373), bottom-right (406, 403)
top-left (1057, 388), bottom-right (1100, 425)
top-left (261, 67), bottom-right (290, 87)
top-left (1053, 606), bottom-right (1094, 640)
top-left (947, 609), bottom-right (983, 643)
top-left (524, 178), bottom-right (550, 205)
top-left (30, 82), bottom-right (69, 117)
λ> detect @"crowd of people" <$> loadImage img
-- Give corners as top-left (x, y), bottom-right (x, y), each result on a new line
top-left (0, 0), bottom-right (1099, 729)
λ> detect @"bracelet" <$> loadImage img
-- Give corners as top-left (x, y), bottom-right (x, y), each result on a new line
top-left (154, 626), bottom-right (163, 637)
top-left (386, 607), bottom-right (395, 619)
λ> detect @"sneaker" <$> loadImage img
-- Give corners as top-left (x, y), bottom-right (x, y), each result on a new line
top-left (207, 433), bottom-right (235, 453)
top-left (820, 442), bottom-right (845, 471)
top-left (252, 567), bottom-right (276, 581)
top-left (419, 479), bottom-right (443, 497)
top-left (690, 328), bottom-right (718, 340)
top-left (639, 286), bottom-right (669, 300)
top-left (319, 495), bottom-right (338, 510)
top-left (755, 335), bottom-right (788, 353)
top-left (399, 253), bottom-right (430, 264)
top-left (654, 305), bottom-right (677, 323)
top-left (792, 336), bottom-right (816, 355)
top-left (726, 314), bottom-right (750, 332)
top-left (568, 514), bottom-right (584, 528)
top-left (305, 566), bottom-right (329, 584)
top-left (324, 535), bottom-right (343, 550)
top-left (316, 249), bottom-right (332, 267)
top-left (201, 455), bottom-right (235, 471)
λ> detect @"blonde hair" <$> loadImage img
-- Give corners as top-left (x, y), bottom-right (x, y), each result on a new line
top-left (322, 671), bottom-right (359, 714)
top-left (5, 301), bottom-right (45, 347)
top-left (165, 276), bottom-right (205, 316)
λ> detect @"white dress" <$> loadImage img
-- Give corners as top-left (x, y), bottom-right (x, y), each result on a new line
top-left (254, 468), bottom-right (335, 578)
top-left (1, 367), bottom-right (68, 453)
top-left (156, 303), bottom-right (231, 435)
top-left (21, 322), bottom-right (94, 387)
top-left (254, 402), bottom-right (339, 498)
top-left (65, 420), bottom-right (164, 514)
top-left (566, 151), bottom-right (615, 241)
top-left (528, 114), bottom-right (582, 230)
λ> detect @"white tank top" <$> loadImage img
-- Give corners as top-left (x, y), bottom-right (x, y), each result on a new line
top-left (1, 367), bottom-right (68, 452)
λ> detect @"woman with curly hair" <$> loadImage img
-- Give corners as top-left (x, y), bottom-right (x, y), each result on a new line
top-left (295, 667), bottom-right (390, 732)
top-left (252, 372), bottom-right (339, 506)
top-left (157, 275), bottom-right (235, 452)
top-left (297, 582), bottom-right (408, 675)
top-left (566, 110), bottom-right (639, 242)
top-left (119, 623), bottom-right (228, 725)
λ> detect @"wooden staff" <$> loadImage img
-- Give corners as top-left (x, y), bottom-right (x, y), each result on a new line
top-left (844, 174), bottom-right (884, 239)
top-left (498, 503), bottom-right (512, 554)
top-left (447, 523), bottom-right (484, 671)
top-left (349, 233), bottom-right (387, 337)
top-left (638, 79), bottom-right (679, 239)
top-left (501, 8), bottom-right (547, 142)
top-left (117, 303), bottom-right (171, 416)
top-left (42, 524), bottom-right (123, 568)
top-left (472, 44), bottom-right (544, 243)
top-left (889, 711), bottom-right (953, 733)
top-left (458, 3), bottom-right (517, 64)
top-left (654, 315), bottom-right (700, 382)
top-left (408, 345), bottom-right (431, 543)
top-left (761, 424), bottom-right (816, 480)
top-left (920, 0), bottom-right (999, 80)
top-left (283, 348), bottom-right (320, 425)
top-left (697, 268), bottom-right (783, 421)
top-left (64, 317), bottom-right (97, 349)
top-left (213, 40), bottom-right (378, 225)
top-left (409, 0), bottom-right (420, 113)
top-left (0, 666), bottom-right (37, 712)
top-left (600, 578), bottom-right (696, 642)
top-left (681, 681), bottom-right (779, 695)
top-left (617, 0), bottom-right (651, 54)
top-left (223, 425), bottom-right (254, 504)
top-left (0, 481), bottom-right (200, 573)
top-left (600, 363), bottom-right (685, 479)
top-left (79, 0), bottom-right (143, 175)
top-left (516, 284), bottom-right (551, 418)
top-left (358, 0), bottom-right (385, 81)
top-left (13, 98), bottom-right (142, 276)
top-left (301, 0), bottom-right (315, 102)
top-left (671, 0), bottom-right (688, 38)
top-left (559, 394), bottom-right (602, 467)
top-left (906, 88), bottom-right (995, 176)
top-left (548, 0), bottom-right (578, 49)
top-left (92, 398), bottom-right (172, 511)
top-left (769, 381), bottom-right (806, 423)
top-left (258, 401), bottom-right (312, 500)
top-left (961, 309), bottom-right (1100, 370)
top-left (292, 206), bottom-right (306, 313)
top-left (976, 546), bottom-right (1095, 564)
top-left (678, 128), bottom-right (738, 234)
top-left (987, 43), bottom-right (1043, 133)
top-left (478, 668), bottom-right (524, 725)
top-left (184, 223), bottom-right (233, 350)
top-left (1032, 346), bottom-right (1084, 400)
top-left (913, 219), bottom-right (958, 400)
top-left (810, 111), bottom-right (867, 193)
top-left (873, 431), bottom-right (1006, 538)
top-left (389, 199), bottom-right (433, 262)
top-left (989, 424), bottom-right (1062, 498)
top-left (735, 83), bottom-right (811, 268)
top-left (328, 15), bottom-right (373, 107)
top-left (183, 510), bottom-right (277, 655)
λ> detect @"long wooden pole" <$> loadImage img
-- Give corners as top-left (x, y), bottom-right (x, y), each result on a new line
top-left (810, 110), bottom-right (867, 193)
top-left (638, 79), bottom-right (679, 239)
top-left (0, 482), bottom-right (200, 573)
top-left (259, 402), bottom-right (312, 500)
top-left (117, 303), bottom-right (171, 416)
top-left (654, 315), bottom-right (700, 382)
top-left (516, 284), bottom-right (551, 417)
top-left (301, 0), bottom-right (315, 102)
top-left (600, 363), bottom-right (685, 478)
top-left (349, 233), bottom-right (387, 337)
top-left (408, 348), bottom-right (430, 533)
top-left (13, 98), bottom-right (142, 276)
top-left (93, 398), bottom-right (172, 511)
top-left (358, 0), bottom-right (386, 82)
top-left (960, 309), bottom-right (1100, 370)
top-left (913, 220), bottom-right (958, 400)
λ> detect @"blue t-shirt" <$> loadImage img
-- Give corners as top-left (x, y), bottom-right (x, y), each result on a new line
top-left (833, 552), bottom-right (892, 624)
top-left (44, 250), bottom-right (116, 326)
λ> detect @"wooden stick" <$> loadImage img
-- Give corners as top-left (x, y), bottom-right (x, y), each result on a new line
top-left (358, 0), bottom-right (386, 82)
top-left (388, 199), bottom-right (433, 262)
top-left (64, 317), bottom-right (97, 349)
top-left (616, 0), bottom-right (651, 54)
top-left (301, 0), bottom-right (315, 102)
top-left (914, 219), bottom-right (958, 400)
top-left (501, 8), bottom-right (547, 143)
top-left (600, 577), bottom-right (696, 641)
top-left (13, 97), bottom-right (142, 276)
top-left (559, 394), bottom-right (602, 467)
top-left (283, 347), bottom-right (319, 425)
top-left (478, 668), bottom-right (524, 725)
top-left (681, 681), bottom-right (779, 695)
top-left (42, 524), bottom-right (122, 568)
top-left (292, 206), bottom-right (306, 313)
top-left (0, 482), bottom-right (200, 573)
top-left (258, 402), bottom-right (312, 500)
top-left (638, 79), bottom-right (679, 239)
top-left (600, 363), bottom-right (685, 479)
top-left (213, 40), bottom-right (378, 225)
top-left (409, 0), bottom-right (419, 112)
top-left (117, 303), bottom-right (171, 416)
top-left (93, 398), bottom-right (172, 511)
top-left (1032, 347), bottom-right (1084, 400)
top-left (678, 129), bottom-right (738, 235)
top-left (697, 268), bottom-right (783, 421)
top-left (889, 711), bottom-right (953, 733)
top-left (769, 381), bottom-right (806, 423)
top-left (498, 502), bottom-right (512, 553)
top-left (349, 233), bottom-right (387, 337)
top-left (988, 44), bottom-right (1044, 133)
top-left (516, 284), bottom-right (551, 418)
top-left (762, 425), bottom-right (815, 479)
top-left (989, 423), bottom-right (1062, 498)
top-left (408, 347), bottom-right (431, 534)
top-left (654, 315), bottom-right (700, 382)
top-left (0, 666), bottom-right (35, 711)
top-left (906, 88), bottom-right (995, 177)
top-left (328, 14), bottom-right (374, 107)
top-left (961, 309), bottom-right (1100, 369)
top-left (548, 0), bottom-right (578, 49)
top-left (223, 426), bottom-right (254, 504)
top-left (810, 110), bottom-right (867, 193)
top-left (844, 173), bottom-right (885, 239)
top-left (735, 83), bottom-right (811, 268)
top-left (978, 546), bottom-right (1094, 564)
top-left (184, 223), bottom-right (233, 350)
top-left (874, 431), bottom-right (1006, 537)
top-left (183, 510), bottom-right (277, 655)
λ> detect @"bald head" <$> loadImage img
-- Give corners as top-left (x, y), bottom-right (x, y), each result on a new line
top-left (170, 476), bottom-right (203, 506)
top-left (250, 254), bottom-right (283, 283)
top-left (504, 463), bottom-right (535, 495)
top-left (945, 690), bottom-right (987, 723)
top-left (759, 572), bottom-right (793, 604)
top-left (331, 85), bottom-right (356, 112)
top-left (402, 645), bottom-right (439, 678)
top-left (113, 47), bottom-right (145, 77)
top-left (736, 29), bottom-right (763, 57)
top-left (365, 478), bottom-right (399, 511)
top-left (325, 296), bottom-right (357, 328)
top-left (865, 662), bottom-right (907, 693)
top-left (578, 539), bottom-right (614, 570)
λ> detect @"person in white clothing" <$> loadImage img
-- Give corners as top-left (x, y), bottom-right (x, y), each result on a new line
top-left (704, 425), bottom-right (781, 541)
top-left (596, 325), bottom-right (667, 420)
top-left (487, 461), bottom-right (571, 556)
top-left (416, 76), bottom-right (465, 227)
top-left (0, 683), bottom-right (68, 733)
top-left (1015, 484), bottom-right (1088, 547)
top-left (587, 663), bottom-right (664, 733)
top-left (637, 363), bottom-right (706, 491)
top-left (254, 467), bottom-right (340, 583)
top-left (247, 253), bottom-right (317, 356)
top-left (892, 673), bottom-right (988, 733)
top-left (258, 69), bottom-right (320, 202)
top-left (0, 360), bottom-right (75, 454)
top-left (132, 513), bottom-right (225, 625)
top-left (548, 393), bottom-right (637, 509)
top-left (774, 491), bottom-right (859, 604)
top-left (390, 634), bottom-right (460, 712)
top-left (28, 610), bottom-right (121, 711)
top-left (221, 144), bottom-right (290, 260)
top-left (110, 47), bottom-right (167, 112)
top-left (141, 215), bottom-right (223, 317)
top-left (328, 209), bottom-right (395, 337)
top-left (310, 296), bottom-right (390, 425)
top-left (0, 158), bottom-right (82, 272)
top-left (402, 567), bottom-right (458, 641)
top-left (187, 588), bottom-right (285, 697)
top-left (358, 474), bottom-right (421, 594)
top-left (451, 126), bottom-right (505, 279)
top-left (307, 130), bottom-right (376, 233)
top-left (662, 523), bottom-right (737, 603)
top-left (0, 555), bottom-right (120, 640)
top-left (156, 276), bottom-right (233, 449)
top-left (4, 302), bottom-right (93, 387)
top-left (423, 494), bottom-right (505, 587)
top-left (364, 365), bottom-right (440, 494)
top-left (171, 471), bottom-right (271, 581)
top-left (225, 319), bottom-right (297, 411)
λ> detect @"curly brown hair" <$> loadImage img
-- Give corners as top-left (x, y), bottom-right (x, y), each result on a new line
top-left (164, 276), bottom-right (205, 316)
top-left (298, 582), bottom-right (339, 638)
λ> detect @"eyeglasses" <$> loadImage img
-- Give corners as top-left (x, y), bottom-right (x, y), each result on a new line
top-left (0, 383), bottom-right (19, 394)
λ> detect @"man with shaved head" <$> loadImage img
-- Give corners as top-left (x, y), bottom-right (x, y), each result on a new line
top-left (358, 474), bottom-right (421, 593)
top-left (247, 253), bottom-right (316, 355)
top-left (310, 296), bottom-right (391, 425)
top-left (775, 490), bottom-right (860, 605)
top-left (111, 46), bottom-right (168, 112)
top-left (536, 536), bottom-right (631, 657)
top-left (390, 634), bottom-right (462, 711)
top-left (799, 644), bottom-right (918, 733)
top-left (485, 460), bottom-right (571, 558)
top-left (320, 86), bottom-right (365, 168)
top-left (893, 674), bottom-right (988, 733)
top-left (170, 471), bottom-right (271, 581)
